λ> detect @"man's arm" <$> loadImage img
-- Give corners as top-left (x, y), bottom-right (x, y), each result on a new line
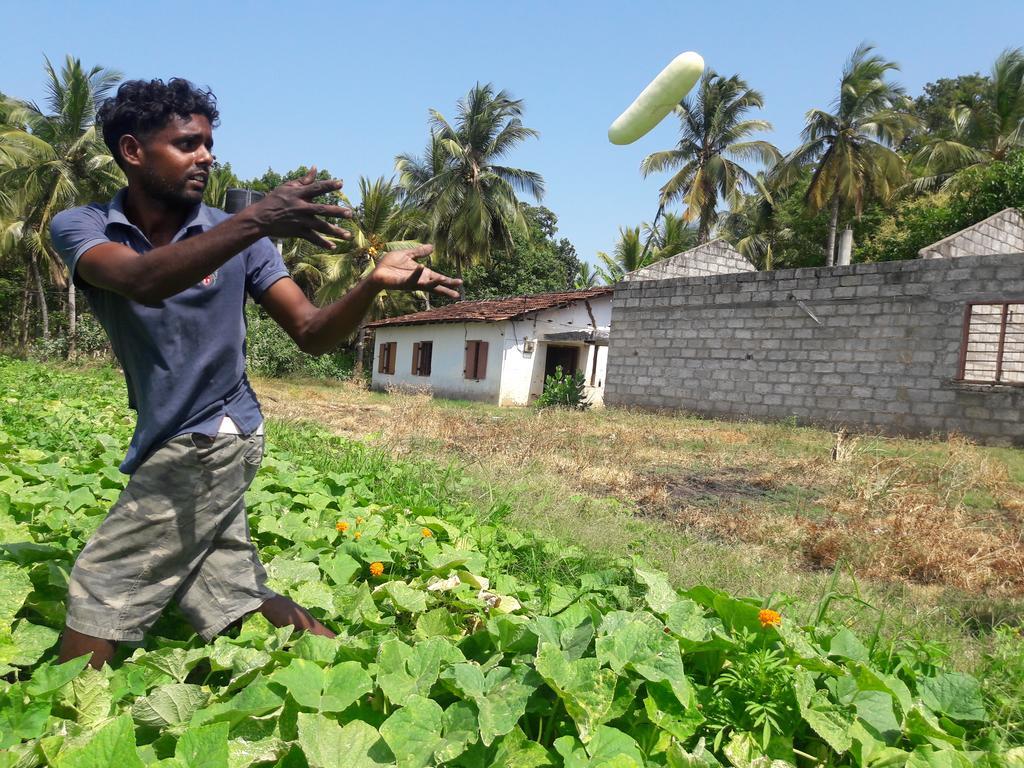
top-left (260, 244), bottom-right (462, 355)
top-left (74, 171), bottom-right (352, 306)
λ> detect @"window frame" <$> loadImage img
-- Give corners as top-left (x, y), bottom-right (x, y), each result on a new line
top-left (377, 341), bottom-right (397, 375)
top-left (464, 340), bottom-right (489, 381)
top-left (412, 341), bottom-right (433, 377)
top-left (957, 301), bottom-right (1024, 386)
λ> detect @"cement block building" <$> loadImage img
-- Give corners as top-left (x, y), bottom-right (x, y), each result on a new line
top-left (605, 210), bottom-right (1024, 446)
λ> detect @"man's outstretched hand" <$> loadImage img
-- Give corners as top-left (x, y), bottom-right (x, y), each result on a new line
top-left (369, 244), bottom-right (463, 299)
top-left (245, 167), bottom-right (355, 249)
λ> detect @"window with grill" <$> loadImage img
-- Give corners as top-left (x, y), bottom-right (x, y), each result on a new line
top-left (958, 303), bottom-right (1024, 384)
top-left (377, 341), bottom-right (396, 375)
top-left (412, 341), bottom-right (433, 376)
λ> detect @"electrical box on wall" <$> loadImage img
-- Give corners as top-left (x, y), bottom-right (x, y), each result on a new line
top-left (523, 340), bottom-right (535, 354)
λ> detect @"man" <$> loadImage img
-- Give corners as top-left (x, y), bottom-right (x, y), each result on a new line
top-left (50, 78), bottom-right (460, 670)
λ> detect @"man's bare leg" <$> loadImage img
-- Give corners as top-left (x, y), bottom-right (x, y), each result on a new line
top-left (259, 595), bottom-right (336, 638)
top-left (57, 627), bottom-right (117, 670)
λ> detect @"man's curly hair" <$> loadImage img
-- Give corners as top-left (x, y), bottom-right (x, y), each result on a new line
top-left (98, 78), bottom-right (220, 169)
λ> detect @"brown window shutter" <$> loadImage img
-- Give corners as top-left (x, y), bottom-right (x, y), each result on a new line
top-left (378, 343), bottom-right (386, 373)
top-left (388, 342), bottom-right (397, 375)
top-left (422, 342), bottom-right (432, 376)
top-left (412, 342), bottom-right (421, 375)
top-left (476, 341), bottom-right (488, 380)
top-left (464, 341), bottom-right (475, 379)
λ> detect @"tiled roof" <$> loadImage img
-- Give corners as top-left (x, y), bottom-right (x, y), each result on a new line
top-left (365, 287), bottom-right (613, 328)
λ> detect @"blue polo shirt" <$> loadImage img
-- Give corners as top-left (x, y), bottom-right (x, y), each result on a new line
top-left (51, 189), bottom-right (289, 474)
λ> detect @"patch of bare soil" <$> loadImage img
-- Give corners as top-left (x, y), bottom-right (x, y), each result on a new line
top-left (660, 469), bottom-right (773, 506)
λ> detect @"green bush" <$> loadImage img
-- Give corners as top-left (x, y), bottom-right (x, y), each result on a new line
top-left (859, 151), bottom-right (1024, 262)
top-left (245, 303), bottom-right (354, 379)
top-left (535, 365), bottom-right (589, 410)
top-left (857, 193), bottom-right (958, 262)
top-left (26, 334), bottom-right (67, 362)
top-left (74, 311), bottom-right (112, 358)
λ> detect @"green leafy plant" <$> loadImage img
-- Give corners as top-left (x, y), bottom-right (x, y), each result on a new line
top-left (0, 358), bottom-right (1017, 766)
top-left (535, 365), bottom-right (589, 410)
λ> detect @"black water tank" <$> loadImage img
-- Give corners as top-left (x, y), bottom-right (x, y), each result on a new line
top-left (224, 188), bottom-right (265, 214)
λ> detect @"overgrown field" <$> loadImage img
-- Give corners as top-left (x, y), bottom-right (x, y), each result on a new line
top-left (1, 359), bottom-right (1023, 766)
top-left (255, 378), bottom-right (1024, 608)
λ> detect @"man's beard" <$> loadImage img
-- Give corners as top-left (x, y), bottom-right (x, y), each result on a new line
top-left (137, 166), bottom-right (202, 210)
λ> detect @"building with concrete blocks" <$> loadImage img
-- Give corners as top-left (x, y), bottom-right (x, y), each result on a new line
top-left (367, 288), bottom-right (612, 406)
top-left (605, 251), bottom-right (1024, 446)
top-left (624, 239), bottom-right (756, 282)
top-left (918, 208), bottom-right (1024, 260)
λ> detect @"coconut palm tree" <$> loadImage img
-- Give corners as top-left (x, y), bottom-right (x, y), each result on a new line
top-left (780, 44), bottom-right (915, 266)
top-left (910, 48), bottom-right (1024, 191)
top-left (595, 226), bottom-right (648, 284)
top-left (316, 176), bottom-right (428, 376)
top-left (395, 83), bottom-right (544, 296)
top-left (573, 261), bottom-right (600, 289)
top-left (720, 174), bottom-right (791, 270)
top-left (640, 71), bottom-right (780, 245)
top-left (203, 162), bottom-right (240, 209)
top-left (0, 56), bottom-right (122, 347)
top-left (641, 211), bottom-right (698, 259)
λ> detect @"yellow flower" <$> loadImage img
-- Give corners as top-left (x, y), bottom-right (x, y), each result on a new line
top-left (336, 520), bottom-right (349, 533)
top-left (421, 528), bottom-right (433, 538)
top-left (759, 609), bottom-right (782, 629)
top-left (354, 531), bottom-right (362, 541)
top-left (356, 516), bottom-right (365, 524)
top-left (369, 562), bottom-right (384, 577)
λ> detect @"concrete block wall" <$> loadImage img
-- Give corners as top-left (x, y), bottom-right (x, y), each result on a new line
top-left (605, 253), bottom-right (1024, 446)
top-left (624, 239), bottom-right (755, 282)
top-left (918, 208), bottom-right (1024, 259)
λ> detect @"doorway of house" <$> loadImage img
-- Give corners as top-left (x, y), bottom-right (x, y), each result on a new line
top-left (544, 345), bottom-right (579, 382)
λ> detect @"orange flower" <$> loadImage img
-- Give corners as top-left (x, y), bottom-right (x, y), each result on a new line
top-left (758, 609), bottom-right (782, 628)
top-left (336, 520), bottom-right (349, 533)
top-left (369, 561), bottom-right (384, 577)
top-left (353, 531), bottom-right (362, 541)
top-left (421, 528), bottom-right (433, 538)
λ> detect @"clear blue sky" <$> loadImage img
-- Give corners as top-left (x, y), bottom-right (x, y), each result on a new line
top-left (6, 0), bottom-right (1023, 267)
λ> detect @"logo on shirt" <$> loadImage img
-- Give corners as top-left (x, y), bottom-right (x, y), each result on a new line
top-left (200, 270), bottom-right (218, 287)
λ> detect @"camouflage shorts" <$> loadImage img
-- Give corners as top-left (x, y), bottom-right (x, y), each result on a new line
top-left (65, 431), bottom-right (278, 643)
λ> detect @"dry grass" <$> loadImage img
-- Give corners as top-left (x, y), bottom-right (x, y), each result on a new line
top-left (255, 377), bottom-right (1024, 601)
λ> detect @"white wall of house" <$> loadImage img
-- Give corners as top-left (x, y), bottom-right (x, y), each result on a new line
top-left (499, 295), bottom-right (612, 406)
top-left (499, 328), bottom-right (535, 406)
top-left (371, 322), bottom-right (505, 402)
top-left (370, 294), bottom-right (612, 406)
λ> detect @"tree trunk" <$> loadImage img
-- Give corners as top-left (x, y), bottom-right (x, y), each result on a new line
top-left (29, 253), bottom-right (50, 340)
top-left (18, 270), bottom-right (31, 349)
top-left (67, 280), bottom-right (77, 360)
top-left (697, 217), bottom-right (711, 246)
top-left (353, 321), bottom-right (367, 381)
top-left (456, 256), bottom-right (466, 300)
top-left (825, 194), bottom-right (841, 267)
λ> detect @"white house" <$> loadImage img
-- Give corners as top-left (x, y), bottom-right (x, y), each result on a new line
top-left (366, 288), bottom-right (613, 406)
